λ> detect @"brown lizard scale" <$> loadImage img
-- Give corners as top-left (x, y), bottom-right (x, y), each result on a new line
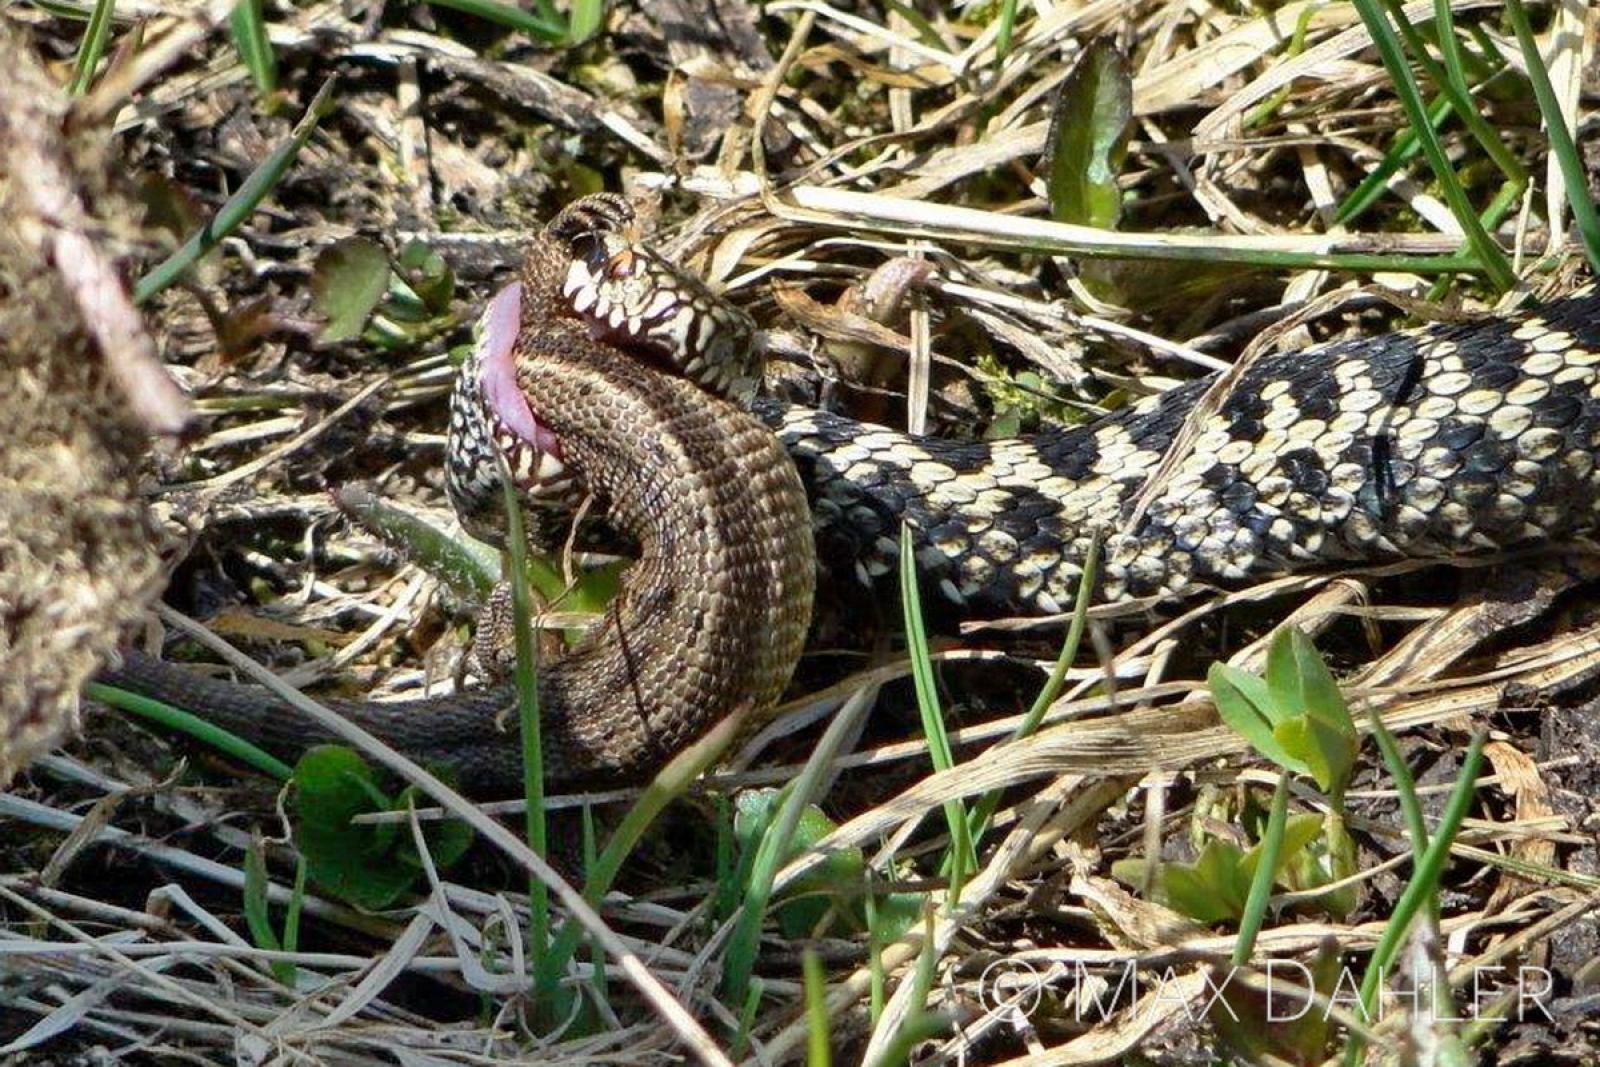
top-left (98, 198), bottom-right (1600, 796)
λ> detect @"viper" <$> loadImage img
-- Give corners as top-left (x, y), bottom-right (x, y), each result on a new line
top-left (102, 196), bottom-right (1600, 796)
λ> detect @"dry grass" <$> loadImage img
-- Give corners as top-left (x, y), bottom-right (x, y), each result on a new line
top-left (3, 0), bottom-right (1599, 1064)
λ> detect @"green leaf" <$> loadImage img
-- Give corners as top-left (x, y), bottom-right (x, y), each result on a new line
top-left (1276, 714), bottom-right (1356, 796)
top-left (67, 0), bottom-right (116, 96)
top-left (291, 745), bottom-right (391, 836)
top-left (733, 789), bottom-right (922, 942)
top-left (566, 0), bottom-right (603, 44)
top-left (1284, 811), bottom-right (1359, 919)
top-left (290, 746), bottom-right (415, 910)
top-left (1266, 627), bottom-right (1352, 733)
top-left (1265, 627), bottom-right (1357, 793)
top-left (869, 890), bottom-right (925, 945)
top-left (560, 560), bottom-right (627, 617)
top-left (1160, 839), bottom-right (1250, 924)
top-left (242, 842), bottom-right (279, 950)
top-left (984, 410), bottom-right (1023, 440)
top-left (734, 789), bottom-right (868, 938)
top-left (228, 0), bottom-right (278, 96)
top-left (394, 784), bottom-right (475, 870)
top-left (1116, 807), bottom-right (1336, 928)
top-left (1238, 810), bottom-right (1323, 888)
top-left (1114, 840), bottom-right (1250, 924)
top-left (396, 239), bottom-right (455, 314)
top-left (312, 239), bottom-right (391, 343)
top-left (1209, 661), bottom-right (1306, 775)
top-left (1046, 40), bottom-right (1132, 230)
top-left (1109, 856), bottom-right (1150, 889)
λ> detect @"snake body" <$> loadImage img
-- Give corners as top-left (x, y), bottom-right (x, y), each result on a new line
top-left (772, 289), bottom-right (1600, 614)
top-left (98, 199), bottom-right (1600, 795)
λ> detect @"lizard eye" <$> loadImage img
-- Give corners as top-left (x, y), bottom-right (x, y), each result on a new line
top-left (567, 232), bottom-right (612, 274)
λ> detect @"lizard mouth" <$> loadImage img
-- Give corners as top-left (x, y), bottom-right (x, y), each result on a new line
top-left (477, 280), bottom-right (567, 488)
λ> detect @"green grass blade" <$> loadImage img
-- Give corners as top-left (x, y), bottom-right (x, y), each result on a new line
top-left (1343, 730), bottom-right (1487, 1066)
top-left (1009, 536), bottom-right (1098, 743)
top-left (566, 0), bottom-right (603, 44)
top-left (424, 0), bottom-right (566, 42)
top-left (68, 0), bottom-right (117, 97)
top-left (87, 680), bottom-right (294, 782)
top-left (284, 854), bottom-right (306, 978)
top-left (1380, 0), bottom-right (1525, 186)
top-left (871, 909), bottom-right (950, 1063)
top-left (229, 0), bottom-right (277, 95)
top-left (498, 464), bottom-right (548, 967)
top-left (1348, 0), bottom-right (1515, 290)
top-left (804, 950), bottom-right (832, 1067)
top-left (1365, 707), bottom-right (1430, 860)
top-left (1336, 94), bottom-right (1453, 225)
top-left (965, 535), bottom-right (1100, 847)
top-left (134, 79), bottom-right (334, 304)
top-left (1365, 703), bottom-right (1439, 929)
top-left (527, 0), bottom-right (562, 28)
top-left (732, 978), bottom-right (764, 1060)
top-left (863, 875), bottom-right (889, 1023)
top-left (1504, 0), bottom-right (1600, 273)
top-left (720, 683), bottom-right (879, 1008)
top-left (1230, 774), bottom-right (1289, 966)
top-left (722, 786), bottom-right (804, 1010)
top-left (993, 0), bottom-right (1018, 61)
top-left (898, 523), bottom-right (975, 902)
top-left (1430, 0), bottom-right (1472, 100)
top-left (537, 707), bottom-right (746, 1000)
top-left (579, 805), bottom-right (609, 1009)
top-left (1244, 3), bottom-right (1319, 129)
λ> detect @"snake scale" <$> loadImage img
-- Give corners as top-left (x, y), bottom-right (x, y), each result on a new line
top-left (102, 196), bottom-right (1600, 796)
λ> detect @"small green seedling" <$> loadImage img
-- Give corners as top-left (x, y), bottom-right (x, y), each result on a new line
top-left (1121, 626), bottom-right (1367, 1063)
top-left (242, 839), bottom-right (304, 986)
top-left (1115, 815), bottom-right (1324, 926)
top-left (1209, 626), bottom-right (1359, 798)
top-left (311, 238), bottom-right (463, 349)
top-left (730, 788), bottom-right (920, 941)
top-left (290, 745), bottom-right (473, 910)
top-left (1115, 626), bottom-right (1361, 924)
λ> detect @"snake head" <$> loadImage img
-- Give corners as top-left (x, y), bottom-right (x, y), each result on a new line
top-left (545, 209), bottom-right (764, 407)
